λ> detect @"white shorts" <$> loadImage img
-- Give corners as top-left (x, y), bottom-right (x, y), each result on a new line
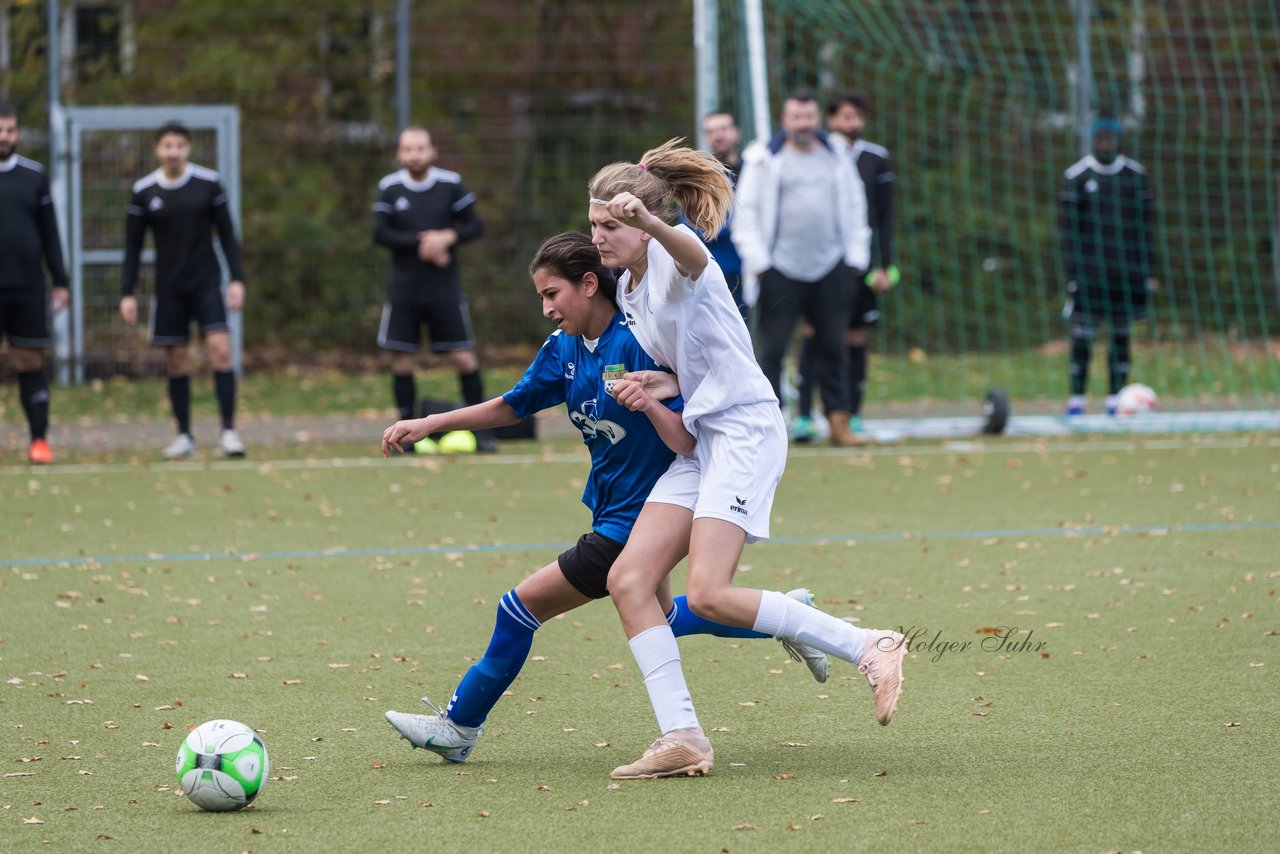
top-left (645, 402), bottom-right (787, 543)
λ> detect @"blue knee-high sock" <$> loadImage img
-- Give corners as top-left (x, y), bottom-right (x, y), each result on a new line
top-left (445, 590), bottom-right (539, 728)
top-left (666, 595), bottom-right (768, 640)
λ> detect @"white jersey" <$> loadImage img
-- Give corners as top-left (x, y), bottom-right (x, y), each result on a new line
top-left (617, 224), bottom-right (777, 430)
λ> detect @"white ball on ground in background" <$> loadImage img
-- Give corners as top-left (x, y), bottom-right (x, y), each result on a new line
top-left (1114, 383), bottom-right (1158, 415)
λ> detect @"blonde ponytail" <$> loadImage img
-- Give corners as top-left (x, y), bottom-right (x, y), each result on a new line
top-left (588, 138), bottom-right (734, 236)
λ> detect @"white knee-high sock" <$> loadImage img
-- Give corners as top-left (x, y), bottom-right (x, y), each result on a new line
top-left (629, 625), bottom-right (700, 734)
top-left (753, 589), bottom-right (871, 664)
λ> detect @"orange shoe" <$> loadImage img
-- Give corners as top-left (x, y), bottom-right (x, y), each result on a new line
top-left (28, 438), bottom-right (54, 465)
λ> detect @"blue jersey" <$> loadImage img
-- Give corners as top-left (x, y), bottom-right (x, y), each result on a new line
top-left (503, 311), bottom-right (681, 543)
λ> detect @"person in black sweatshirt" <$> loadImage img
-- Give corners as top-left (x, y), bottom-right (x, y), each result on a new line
top-left (0, 101), bottom-right (69, 464)
top-left (372, 126), bottom-right (494, 451)
top-left (1059, 118), bottom-right (1158, 416)
top-left (121, 122), bottom-right (247, 458)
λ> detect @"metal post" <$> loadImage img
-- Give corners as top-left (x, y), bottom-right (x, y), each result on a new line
top-left (395, 0), bottom-right (410, 131)
top-left (743, 0), bottom-right (770, 144)
top-left (47, 0), bottom-right (73, 384)
top-left (1127, 0), bottom-right (1146, 122)
top-left (693, 0), bottom-right (718, 149)
top-left (1075, 0), bottom-right (1092, 155)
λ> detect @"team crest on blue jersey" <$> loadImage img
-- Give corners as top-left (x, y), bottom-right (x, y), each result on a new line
top-left (568, 398), bottom-right (627, 445)
top-left (149, 196), bottom-right (164, 211)
top-left (602, 364), bottom-right (625, 395)
top-left (395, 196), bottom-right (411, 211)
top-left (1084, 179), bottom-right (1099, 193)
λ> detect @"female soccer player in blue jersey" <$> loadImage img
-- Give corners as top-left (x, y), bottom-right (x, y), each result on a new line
top-left (586, 141), bottom-right (908, 780)
top-left (379, 232), bottom-right (826, 763)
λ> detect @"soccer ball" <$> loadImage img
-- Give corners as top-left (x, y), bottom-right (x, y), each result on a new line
top-left (1114, 383), bottom-right (1158, 416)
top-left (176, 720), bottom-right (269, 811)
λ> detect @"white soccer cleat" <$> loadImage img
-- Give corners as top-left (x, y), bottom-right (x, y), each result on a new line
top-left (162, 433), bottom-right (196, 460)
top-left (778, 588), bottom-right (830, 683)
top-left (610, 727), bottom-right (714, 780)
top-left (858, 629), bottom-right (907, 725)
top-left (385, 697), bottom-right (480, 763)
top-left (218, 428), bottom-right (246, 458)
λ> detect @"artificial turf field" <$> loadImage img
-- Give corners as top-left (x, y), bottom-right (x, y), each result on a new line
top-left (3, 435), bottom-right (1278, 852)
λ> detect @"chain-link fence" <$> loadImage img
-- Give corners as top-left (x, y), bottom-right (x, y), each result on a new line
top-left (4, 0), bottom-right (696, 373)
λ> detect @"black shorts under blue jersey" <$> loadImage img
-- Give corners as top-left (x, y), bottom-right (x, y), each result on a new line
top-left (557, 531), bottom-right (626, 600)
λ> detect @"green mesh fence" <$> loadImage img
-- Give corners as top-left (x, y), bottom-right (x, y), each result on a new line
top-left (716, 0), bottom-right (1280, 417)
top-left (3, 1), bottom-right (694, 368)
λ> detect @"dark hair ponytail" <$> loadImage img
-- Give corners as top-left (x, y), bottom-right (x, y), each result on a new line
top-left (529, 232), bottom-right (618, 303)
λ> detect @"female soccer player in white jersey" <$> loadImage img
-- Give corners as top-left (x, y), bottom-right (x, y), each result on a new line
top-left (588, 140), bottom-right (907, 780)
top-left (380, 233), bottom-right (827, 765)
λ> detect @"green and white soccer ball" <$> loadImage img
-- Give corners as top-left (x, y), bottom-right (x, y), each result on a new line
top-left (176, 719), bottom-right (269, 812)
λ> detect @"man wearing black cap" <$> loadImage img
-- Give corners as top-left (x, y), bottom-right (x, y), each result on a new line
top-left (1059, 118), bottom-right (1159, 416)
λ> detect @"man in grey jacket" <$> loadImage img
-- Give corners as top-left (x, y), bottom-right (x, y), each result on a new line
top-left (733, 92), bottom-right (871, 447)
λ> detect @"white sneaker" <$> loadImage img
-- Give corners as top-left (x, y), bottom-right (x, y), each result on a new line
top-left (162, 433), bottom-right (195, 460)
top-left (218, 428), bottom-right (246, 457)
top-left (778, 588), bottom-right (830, 683)
top-left (385, 697), bottom-right (480, 763)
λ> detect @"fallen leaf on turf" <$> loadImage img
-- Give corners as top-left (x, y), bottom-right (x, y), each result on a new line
top-left (729, 763), bottom-right (746, 768)
top-left (775, 773), bottom-right (796, 780)
top-left (782, 742), bottom-right (808, 747)
top-left (562, 727), bottom-right (575, 733)
top-left (536, 785), bottom-right (550, 792)
top-left (478, 811), bottom-right (490, 817)
top-left (712, 727), bottom-right (731, 733)
top-left (832, 797), bottom-right (860, 804)
top-left (328, 663), bottom-right (350, 669)
top-left (1224, 722), bottom-right (1241, 728)
top-left (5, 772), bottom-right (36, 777)
top-left (371, 760), bottom-right (385, 769)
top-left (809, 814), bottom-right (823, 821)
top-left (283, 679), bottom-right (302, 686)
top-left (979, 809), bottom-right (992, 814)
top-left (606, 784), bottom-right (619, 791)
top-left (22, 817), bottom-right (43, 824)
top-left (873, 770), bottom-right (889, 777)
top-left (606, 663), bottom-right (624, 670)
top-left (340, 728), bottom-right (357, 732)
top-left (78, 770), bottom-right (92, 775)
top-left (229, 673), bottom-right (247, 679)
top-left (374, 800), bottom-right (390, 805)
top-left (787, 823), bottom-right (803, 830)
top-left (141, 742), bottom-right (159, 747)
top-left (732, 824), bottom-right (757, 831)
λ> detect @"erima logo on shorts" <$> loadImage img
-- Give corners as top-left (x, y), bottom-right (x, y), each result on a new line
top-left (395, 196), bottom-right (411, 211)
top-left (730, 496), bottom-right (748, 516)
